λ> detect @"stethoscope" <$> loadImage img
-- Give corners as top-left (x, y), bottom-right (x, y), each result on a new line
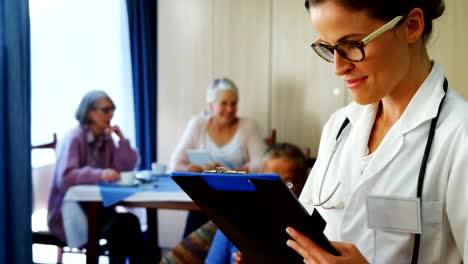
top-left (308, 118), bottom-right (349, 209)
top-left (308, 78), bottom-right (448, 264)
top-left (309, 78), bottom-right (447, 211)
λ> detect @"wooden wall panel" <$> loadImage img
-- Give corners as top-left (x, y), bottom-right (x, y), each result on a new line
top-left (211, 0), bottom-right (271, 135)
top-left (428, 0), bottom-right (468, 99)
top-left (270, 0), bottom-right (346, 157)
top-left (157, 0), bottom-right (214, 163)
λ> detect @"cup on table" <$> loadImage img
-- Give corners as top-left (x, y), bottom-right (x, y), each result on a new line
top-left (151, 162), bottom-right (167, 175)
top-left (118, 171), bottom-right (136, 186)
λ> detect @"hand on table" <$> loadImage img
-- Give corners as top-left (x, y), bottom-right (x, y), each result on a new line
top-left (236, 165), bottom-right (249, 173)
top-left (100, 168), bottom-right (120, 182)
top-left (186, 164), bottom-right (204, 173)
top-left (203, 162), bottom-right (222, 171)
top-left (286, 227), bottom-right (368, 264)
top-left (184, 162), bottom-right (222, 173)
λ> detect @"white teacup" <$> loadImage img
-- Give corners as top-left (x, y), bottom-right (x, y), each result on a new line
top-left (151, 162), bottom-right (167, 175)
top-left (119, 171), bottom-right (136, 185)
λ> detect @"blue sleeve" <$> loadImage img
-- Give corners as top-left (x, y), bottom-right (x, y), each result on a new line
top-left (205, 230), bottom-right (231, 264)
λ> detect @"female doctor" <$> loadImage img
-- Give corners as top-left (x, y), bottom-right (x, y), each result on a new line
top-left (286, 0), bottom-right (468, 263)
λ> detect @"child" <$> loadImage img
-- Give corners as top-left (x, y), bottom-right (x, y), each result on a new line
top-left (205, 143), bottom-right (308, 264)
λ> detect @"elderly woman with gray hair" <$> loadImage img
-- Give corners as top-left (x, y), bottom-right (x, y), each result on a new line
top-left (169, 78), bottom-right (267, 236)
top-left (47, 90), bottom-right (145, 263)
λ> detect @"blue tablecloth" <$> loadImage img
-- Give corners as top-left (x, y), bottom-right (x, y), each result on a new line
top-left (98, 175), bottom-right (182, 207)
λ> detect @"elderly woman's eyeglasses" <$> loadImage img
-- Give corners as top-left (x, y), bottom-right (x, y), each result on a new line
top-left (311, 16), bottom-right (404, 63)
top-left (93, 106), bottom-right (115, 114)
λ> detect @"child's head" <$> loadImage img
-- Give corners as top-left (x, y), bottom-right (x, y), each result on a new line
top-left (261, 143), bottom-right (308, 197)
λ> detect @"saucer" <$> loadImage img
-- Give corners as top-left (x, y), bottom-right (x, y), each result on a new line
top-left (115, 180), bottom-right (140, 187)
top-left (139, 183), bottom-right (158, 189)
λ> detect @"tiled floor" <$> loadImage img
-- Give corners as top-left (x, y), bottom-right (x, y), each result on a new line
top-left (33, 244), bottom-right (169, 263)
top-left (33, 244), bottom-right (109, 264)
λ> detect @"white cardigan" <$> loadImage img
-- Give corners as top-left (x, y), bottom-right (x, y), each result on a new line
top-left (168, 115), bottom-right (266, 173)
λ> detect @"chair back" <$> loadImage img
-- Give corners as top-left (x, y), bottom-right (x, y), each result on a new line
top-left (264, 129), bottom-right (276, 146)
top-left (303, 147), bottom-right (316, 174)
top-left (30, 133), bottom-right (67, 264)
top-left (31, 133), bottom-right (57, 231)
top-left (32, 133), bottom-right (57, 150)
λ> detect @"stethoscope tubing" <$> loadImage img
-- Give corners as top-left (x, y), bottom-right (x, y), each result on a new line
top-left (309, 118), bottom-right (350, 208)
top-left (310, 139), bottom-right (342, 207)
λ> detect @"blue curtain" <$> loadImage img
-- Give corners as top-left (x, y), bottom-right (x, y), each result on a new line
top-left (0, 0), bottom-right (32, 263)
top-left (127, 0), bottom-right (157, 170)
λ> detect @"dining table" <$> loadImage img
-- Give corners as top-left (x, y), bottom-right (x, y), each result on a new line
top-left (62, 174), bottom-right (198, 264)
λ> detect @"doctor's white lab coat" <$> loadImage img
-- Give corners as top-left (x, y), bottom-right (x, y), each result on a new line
top-left (299, 64), bottom-right (468, 263)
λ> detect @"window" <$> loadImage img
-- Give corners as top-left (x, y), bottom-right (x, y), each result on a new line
top-left (30, 0), bottom-right (135, 167)
top-left (29, 2), bottom-right (136, 261)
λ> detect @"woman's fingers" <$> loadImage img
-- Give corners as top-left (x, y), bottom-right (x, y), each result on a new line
top-left (330, 241), bottom-right (368, 263)
top-left (286, 227), bottom-right (331, 263)
top-left (232, 251), bottom-right (242, 260)
top-left (303, 257), bottom-right (320, 264)
top-left (187, 164), bottom-right (204, 172)
top-left (287, 240), bottom-right (319, 264)
top-left (110, 125), bottom-right (124, 139)
top-left (286, 227), bottom-right (322, 252)
top-left (287, 227), bottom-right (369, 264)
top-left (204, 163), bottom-right (220, 170)
top-left (232, 251), bottom-right (243, 263)
top-left (286, 237), bottom-right (310, 259)
top-left (101, 168), bottom-right (119, 182)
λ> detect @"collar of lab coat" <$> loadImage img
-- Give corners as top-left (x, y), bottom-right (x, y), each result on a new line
top-left (343, 63), bottom-right (446, 136)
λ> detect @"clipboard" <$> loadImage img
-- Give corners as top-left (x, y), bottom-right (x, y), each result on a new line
top-left (186, 149), bottom-right (216, 167)
top-left (171, 170), bottom-right (340, 264)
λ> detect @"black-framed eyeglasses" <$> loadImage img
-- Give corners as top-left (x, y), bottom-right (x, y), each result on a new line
top-left (93, 106), bottom-right (116, 114)
top-left (311, 16), bottom-right (404, 63)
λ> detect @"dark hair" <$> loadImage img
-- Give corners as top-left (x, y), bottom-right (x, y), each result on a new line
top-left (75, 90), bottom-right (115, 125)
top-left (264, 143), bottom-right (307, 184)
top-left (304, 0), bottom-right (445, 43)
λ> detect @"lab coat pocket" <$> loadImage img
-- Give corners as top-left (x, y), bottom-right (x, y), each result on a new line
top-left (420, 202), bottom-right (442, 262)
top-left (367, 195), bottom-right (421, 234)
top-left (369, 198), bottom-right (442, 264)
top-left (367, 195), bottom-right (420, 263)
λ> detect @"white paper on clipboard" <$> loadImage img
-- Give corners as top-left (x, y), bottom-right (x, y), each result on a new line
top-left (186, 149), bottom-right (215, 167)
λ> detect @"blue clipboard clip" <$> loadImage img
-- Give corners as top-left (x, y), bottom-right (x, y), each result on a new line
top-left (171, 167), bottom-right (280, 192)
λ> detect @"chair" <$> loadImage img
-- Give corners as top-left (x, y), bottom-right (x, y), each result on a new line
top-left (32, 133), bottom-right (57, 150)
top-left (303, 147), bottom-right (316, 173)
top-left (264, 129), bottom-right (277, 146)
top-left (31, 133), bottom-right (67, 263)
top-left (32, 134), bottom-right (114, 263)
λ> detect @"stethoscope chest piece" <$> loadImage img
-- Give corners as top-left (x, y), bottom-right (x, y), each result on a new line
top-left (334, 201), bottom-right (345, 209)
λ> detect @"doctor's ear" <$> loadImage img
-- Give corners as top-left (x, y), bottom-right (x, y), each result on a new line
top-left (402, 8), bottom-right (425, 44)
